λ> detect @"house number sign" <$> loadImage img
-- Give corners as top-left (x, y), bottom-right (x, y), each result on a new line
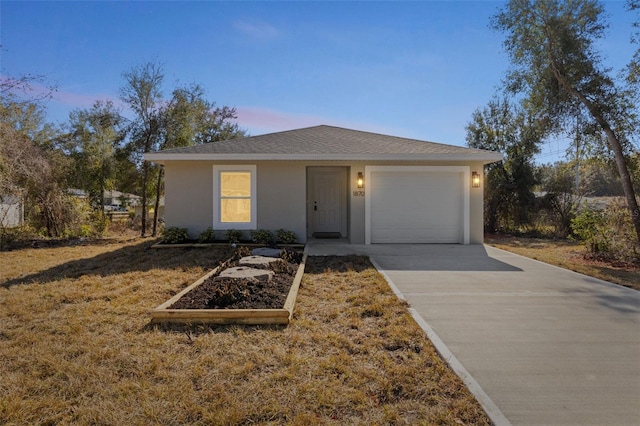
top-left (352, 191), bottom-right (365, 197)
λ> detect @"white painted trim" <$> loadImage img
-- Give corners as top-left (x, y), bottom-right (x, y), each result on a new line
top-left (145, 152), bottom-right (503, 164)
top-left (212, 165), bottom-right (257, 230)
top-left (365, 165), bottom-right (470, 245)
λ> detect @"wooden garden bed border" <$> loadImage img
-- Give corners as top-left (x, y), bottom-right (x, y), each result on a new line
top-left (150, 249), bottom-right (308, 325)
top-left (151, 242), bottom-right (305, 249)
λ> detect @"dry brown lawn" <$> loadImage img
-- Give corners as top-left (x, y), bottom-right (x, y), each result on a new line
top-left (486, 235), bottom-right (640, 291)
top-left (0, 239), bottom-right (489, 425)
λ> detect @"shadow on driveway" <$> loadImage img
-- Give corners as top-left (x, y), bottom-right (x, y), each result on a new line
top-left (307, 243), bottom-right (523, 272)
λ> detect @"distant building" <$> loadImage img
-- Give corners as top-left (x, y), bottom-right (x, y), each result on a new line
top-left (104, 190), bottom-right (141, 211)
top-left (134, 196), bottom-right (164, 220)
top-left (0, 195), bottom-right (24, 228)
top-left (67, 188), bottom-right (89, 199)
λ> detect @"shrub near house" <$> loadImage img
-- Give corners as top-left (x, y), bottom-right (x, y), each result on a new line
top-left (572, 199), bottom-right (640, 263)
top-left (160, 227), bottom-right (298, 246)
top-left (161, 227), bottom-right (189, 244)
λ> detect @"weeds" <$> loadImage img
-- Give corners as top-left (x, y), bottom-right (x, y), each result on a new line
top-left (486, 234), bottom-right (640, 291)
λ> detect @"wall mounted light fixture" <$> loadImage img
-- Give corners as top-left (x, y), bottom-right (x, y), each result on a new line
top-left (357, 172), bottom-right (364, 188)
top-left (472, 171), bottom-right (481, 188)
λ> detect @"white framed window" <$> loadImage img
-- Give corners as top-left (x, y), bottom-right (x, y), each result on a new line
top-left (213, 165), bottom-right (257, 230)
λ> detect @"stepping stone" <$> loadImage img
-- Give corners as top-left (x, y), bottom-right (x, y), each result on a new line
top-left (215, 266), bottom-right (273, 282)
top-left (251, 247), bottom-right (282, 258)
top-left (239, 255), bottom-right (279, 267)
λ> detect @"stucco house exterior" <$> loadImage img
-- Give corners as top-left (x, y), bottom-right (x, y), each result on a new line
top-left (144, 125), bottom-right (502, 244)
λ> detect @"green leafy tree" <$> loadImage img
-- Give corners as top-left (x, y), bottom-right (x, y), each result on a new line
top-left (196, 104), bottom-right (246, 144)
top-left (492, 0), bottom-right (640, 242)
top-left (119, 62), bottom-right (164, 236)
top-left (0, 75), bottom-right (77, 238)
top-left (66, 100), bottom-right (124, 218)
top-left (0, 75), bottom-right (58, 150)
top-left (537, 161), bottom-right (583, 237)
top-left (148, 83), bottom-right (246, 236)
top-left (119, 63), bottom-right (246, 237)
top-left (627, 0), bottom-right (640, 87)
top-left (466, 98), bottom-right (541, 233)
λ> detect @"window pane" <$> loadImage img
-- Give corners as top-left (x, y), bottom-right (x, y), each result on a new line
top-left (221, 172), bottom-right (251, 197)
top-left (221, 199), bottom-right (251, 223)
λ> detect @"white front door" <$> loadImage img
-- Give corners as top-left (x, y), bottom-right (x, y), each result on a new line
top-left (308, 167), bottom-right (347, 236)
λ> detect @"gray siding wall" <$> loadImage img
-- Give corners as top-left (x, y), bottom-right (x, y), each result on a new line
top-left (162, 160), bottom-right (486, 244)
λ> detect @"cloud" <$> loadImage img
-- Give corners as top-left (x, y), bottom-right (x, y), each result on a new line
top-left (235, 107), bottom-right (324, 134)
top-left (1, 75), bottom-right (125, 111)
top-left (235, 106), bottom-right (397, 136)
top-left (233, 20), bottom-right (282, 40)
top-left (51, 90), bottom-right (124, 110)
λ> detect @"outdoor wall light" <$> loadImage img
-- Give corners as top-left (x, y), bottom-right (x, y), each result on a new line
top-left (357, 172), bottom-right (364, 188)
top-left (472, 171), bottom-right (481, 188)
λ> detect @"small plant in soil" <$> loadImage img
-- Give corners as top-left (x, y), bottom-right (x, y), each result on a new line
top-left (232, 246), bottom-right (252, 260)
top-left (206, 278), bottom-right (250, 308)
top-left (250, 229), bottom-right (275, 245)
top-left (276, 228), bottom-right (297, 244)
top-left (198, 227), bottom-right (216, 243)
top-left (269, 259), bottom-right (297, 275)
top-left (161, 227), bottom-right (189, 244)
top-left (281, 248), bottom-right (303, 264)
top-left (225, 229), bottom-right (243, 244)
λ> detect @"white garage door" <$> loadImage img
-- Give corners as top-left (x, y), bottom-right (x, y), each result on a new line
top-left (367, 167), bottom-right (468, 244)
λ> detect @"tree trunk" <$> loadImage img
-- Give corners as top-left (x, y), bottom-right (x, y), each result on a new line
top-left (140, 161), bottom-right (148, 237)
top-left (151, 167), bottom-right (163, 237)
top-left (550, 64), bottom-right (640, 242)
top-left (99, 175), bottom-right (105, 222)
top-left (576, 101), bottom-right (640, 243)
top-left (602, 130), bottom-right (640, 242)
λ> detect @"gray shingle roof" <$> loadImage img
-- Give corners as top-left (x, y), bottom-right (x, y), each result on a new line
top-left (145, 125), bottom-right (502, 162)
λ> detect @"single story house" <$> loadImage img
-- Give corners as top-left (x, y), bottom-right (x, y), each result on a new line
top-left (104, 190), bottom-right (142, 210)
top-left (144, 125), bottom-right (502, 244)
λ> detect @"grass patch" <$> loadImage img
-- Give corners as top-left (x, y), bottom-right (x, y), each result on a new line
top-left (486, 235), bottom-right (640, 291)
top-left (0, 240), bottom-right (489, 424)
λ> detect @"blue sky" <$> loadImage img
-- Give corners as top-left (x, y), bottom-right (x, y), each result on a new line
top-left (1, 1), bottom-right (636, 163)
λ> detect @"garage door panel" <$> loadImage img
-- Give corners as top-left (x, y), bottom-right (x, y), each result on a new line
top-left (371, 205), bottom-right (458, 228)
top-left (369, 170), bottom-right (464, 244)
top-left (373, 226), bottom-right (460, 244)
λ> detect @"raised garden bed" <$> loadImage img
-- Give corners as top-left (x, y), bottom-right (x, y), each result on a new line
top-left (151, 247), bottom-right (307, 325)
top-left (151, 241), bottom-right (304, 249)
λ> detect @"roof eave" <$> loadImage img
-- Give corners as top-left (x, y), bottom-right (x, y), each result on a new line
top-left (144, 152), bottom-right (503, 164)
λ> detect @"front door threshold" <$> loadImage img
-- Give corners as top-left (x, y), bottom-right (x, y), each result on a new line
top-left (312, 232), bottom-right (342, 239)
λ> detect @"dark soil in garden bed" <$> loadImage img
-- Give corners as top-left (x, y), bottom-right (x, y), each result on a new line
top-left (169, 250), bottom-right (302, 310)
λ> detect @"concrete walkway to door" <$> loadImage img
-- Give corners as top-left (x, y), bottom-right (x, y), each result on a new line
top-left (306, 241), bottom-right (640, 426)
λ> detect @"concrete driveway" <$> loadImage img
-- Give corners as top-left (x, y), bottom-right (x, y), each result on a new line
top-left (306, 242), bottom-right (640, 426)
